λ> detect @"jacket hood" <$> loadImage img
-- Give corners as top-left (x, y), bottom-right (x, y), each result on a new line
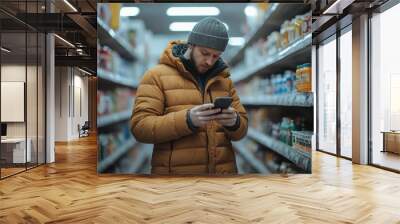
top-left (159, 40), bottom-right (230, 80)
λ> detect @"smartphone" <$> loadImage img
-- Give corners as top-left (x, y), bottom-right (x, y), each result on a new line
top-left (212, 97), bottom-right (233, 110)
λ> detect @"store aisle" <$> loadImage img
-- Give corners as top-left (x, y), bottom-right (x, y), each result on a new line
top-left (0, 136), bottom-right (399, 223)
top-left (96, 3), bottom-right (314, 175)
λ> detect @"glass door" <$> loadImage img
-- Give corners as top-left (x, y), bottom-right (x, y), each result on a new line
top-left (0, 0), bottom-right (47, 179)
top-left (1, 31), bottom-right (28, 177)
top-left (317, 35), bottom-right (337, 155)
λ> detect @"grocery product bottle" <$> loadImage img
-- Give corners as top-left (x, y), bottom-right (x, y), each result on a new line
top-left (271, 75), bottom-right (277, 95)
top-left (287, 19), bottom-right (296, 44)
top-left (285, 118), bottom-right (291, 144)
top-left (272, 123), bottom-right (280, 139)
top-left (290, 71), bottom-right (296, 93)
top-left (296, 64), bottom-right (304, 92)
top-left (280, 21), bottom-right (289, 48)
top-left (295, 65), bottom-right (300, 92)
top-left (270, 31), bottom-right (280, 55)
top-left (288, 119), bottom-right (296, 146)
top-left (279, 118), bottom-right (288, 143)
top-left (302, 63), bottom-right (312, 92)
top-left (265, 78), bottom-right (272, 95)
top-left (283, 73), bottom-right (288, 94)
top-left (277, 74), bottom-right (283, 94)
top-left (109, 3), bottom-right (121, 30)
top-left (284, 71), bottom-right (294, 94)
top-left (294, 16), bottom-right (304, 40)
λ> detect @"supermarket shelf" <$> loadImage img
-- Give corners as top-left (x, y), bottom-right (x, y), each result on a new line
top-left (240, 92), bottom-right (313, 107)
top-left (127, 144), bottom-right (152, 173)
top-left (97, 18), bottom-right (137, 61)
top-left (247, 128), bottom-right (311, 172)
top-left (98, 110), bottom-right (132, 128)
top-left (232, 141), bottom-right (270, 174)
top-left (228, 3), bottom-right (310, 66)
top-left (98, 138), bottom-right (138, 173)
top-left (232, 33), bottom-right (312, 83)
top-left (98, 69), bottom-right (139, 89)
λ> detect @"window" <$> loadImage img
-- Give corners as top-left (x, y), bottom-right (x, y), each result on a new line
top-left (370, 2), bottom-right (400, 171)
top-left (339, 28), bottom-right (352, 158)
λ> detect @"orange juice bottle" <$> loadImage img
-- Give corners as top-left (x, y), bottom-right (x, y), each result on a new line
top-left (295, 64), bottom-right (303, 92)
top-left (302, 63), bottom-right (311, 92)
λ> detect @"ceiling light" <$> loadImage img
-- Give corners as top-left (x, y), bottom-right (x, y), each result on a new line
top-left (169, 22), bottom-right (197, 32)
top-left (54, 34), bottom-right (75, 48)
top-left (120, 7), bottom-right (140, 17)
top-left (1, 47), bottom-right (11, 53)
top-left (166, 7), bottom-right (220, 16)
top-left (244, 6), bottom-right (258, 17)
top-left (169, 22), bottom-right (228, 32)
top-left (229, 37), bottom-right (245, 46)
top-left (78, 67), bottom-right (92, 76)
top-left (63, 0), bottom-right (78, 12)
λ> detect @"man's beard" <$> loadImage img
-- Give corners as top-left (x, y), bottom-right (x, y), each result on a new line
top-left (190, 50), bottom-right (207, 75)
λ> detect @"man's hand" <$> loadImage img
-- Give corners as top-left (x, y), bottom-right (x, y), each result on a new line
top-left (198, 107), bottom-right (238, 127)
top-left (189, 103), bottom-right (221, 128)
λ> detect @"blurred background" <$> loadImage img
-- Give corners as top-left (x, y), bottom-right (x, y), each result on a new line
top-left (97, 3), bottom-right (312, 174)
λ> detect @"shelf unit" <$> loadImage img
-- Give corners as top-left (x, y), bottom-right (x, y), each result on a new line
top-left (240, 92), bottom-right (313, 107)
top-left (228, 3), bottom-right (310, 66)
top-left (97, 18), bottom-right (144, 174)
top-left (98, 110), bottom-right (132, 128)
top-left (97, 18), bottom-right (137, 61)
top-left (231, 33), bottom-right (312, 83)
top-left (98, 69), bottom-right (139, 89)
top-left (228, 4), bottom-right (312, 174)
top-left (233, 141), bottom-right (270, 174)
top-left (247, 128), bottom-right (311, 172)
top-left (98, 138), bottom-right (138, 173)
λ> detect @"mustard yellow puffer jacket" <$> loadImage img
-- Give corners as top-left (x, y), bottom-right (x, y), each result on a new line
top-left (130, 40), bottom-right (248, 175)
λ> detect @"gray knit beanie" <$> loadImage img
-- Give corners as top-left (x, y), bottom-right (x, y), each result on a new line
top-left (187, 17), bottom-right (229, 52)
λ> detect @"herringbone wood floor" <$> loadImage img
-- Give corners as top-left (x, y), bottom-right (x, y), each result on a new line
top-left (1, 135), bottom-right (400, 224)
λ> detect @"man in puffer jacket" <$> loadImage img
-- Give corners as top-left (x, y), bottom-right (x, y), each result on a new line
top-left (130, 17), bottom-right (248, 175)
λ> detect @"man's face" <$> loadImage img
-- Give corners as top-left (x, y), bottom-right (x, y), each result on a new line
top-left (190, 45), bottom-right (222, 74)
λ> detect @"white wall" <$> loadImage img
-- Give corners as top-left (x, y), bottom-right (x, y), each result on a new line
top-left (1, 65), bottom-right (26, 138)
top-left (54, 67), bottom-right (89, 141)
top-left (54, 67), bottom-right (69, 141)
top-left (72, 73), bottom-right (89, 138)
top-left (1, 65), bottom-right (38, 138)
